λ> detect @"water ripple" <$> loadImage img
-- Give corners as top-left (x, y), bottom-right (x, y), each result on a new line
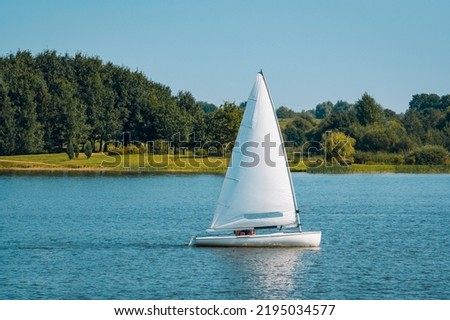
top-left (1, 173), bottom-right (449, 299)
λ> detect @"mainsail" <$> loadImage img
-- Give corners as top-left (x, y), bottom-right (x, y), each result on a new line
top-left (210, 72), bottom-right (298, 230)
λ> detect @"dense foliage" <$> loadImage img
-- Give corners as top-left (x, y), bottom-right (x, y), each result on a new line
top-left (0, 50), bottom-right (449, 164)
top-left (0, 50), bottom-right (240, 155)
top-left (283, 93), bottom-right (450, 165)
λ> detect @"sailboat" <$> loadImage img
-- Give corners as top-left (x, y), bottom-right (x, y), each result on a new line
top-left (190, 71), bottom-right (321, 247)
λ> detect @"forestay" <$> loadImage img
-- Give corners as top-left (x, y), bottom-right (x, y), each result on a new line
top-left (210, 72), bottom-right (298, 230)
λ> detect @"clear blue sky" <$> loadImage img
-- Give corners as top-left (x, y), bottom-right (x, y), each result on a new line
top-left (1, 0), bottom-right (449, 113)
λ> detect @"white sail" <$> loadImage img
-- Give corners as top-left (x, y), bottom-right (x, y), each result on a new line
top-left (210, 72), bottom-right (298, 230)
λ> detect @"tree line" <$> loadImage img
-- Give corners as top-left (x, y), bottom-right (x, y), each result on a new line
top-left (279, 92), bottom-right (449, 164)
top-left (0, 50), bottom-right (242, 156)
top-left (0, 50), bottom-right (449, 164)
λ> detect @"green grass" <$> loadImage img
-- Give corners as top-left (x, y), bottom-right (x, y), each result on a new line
top-left (0, 153), bottom-right (229, 173)
top-left (0, 153), bottom-right (106, 168)
top-left (1, 153), bottom-right (449, 174)
top-left (307, 164), bottom-right (450, 174)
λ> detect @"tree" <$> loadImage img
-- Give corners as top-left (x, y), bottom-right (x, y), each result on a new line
top-left (47, 78), bottom-right (86, 150)
top-left (5, 52), bottom-right (45, 154)
top-left (285, 117), bottom-right (312, 146)
top-left (384, 108), bottom-right (398, 120)
top-left (3, 49), bottom-right (450, 161)
top-left (409, 145), bottom-right (448, 165)
top-left (0, 77), bottom-right (16, 155)
top-left (355, 93), bottom-right (384, 126)
top-left (315, 101), bottom-right (333, 119)
top-left (386, 120), bottom-right (412, 152)
top-left (73, 54), bottom-right (120, 152)
top-left (73, 143), bottom-right (80, 158)
top-left (84, 140), bottom-right (93, 158)
top-left (311, 109), bottom-right (358, 141)
top-left (356, 121), bottom-right (411, 153)
top-left (444, 122), bottom-right (450, 151)
top-left (441, 95), bottom-right (450, 110)
top-left (357, 125), bottom-right (392, 152)
top-left (150, 98), bottom-right (192, 154)
top-left (323, 131), bottom-right (356, 164)
top-left (402, 108), bottom-right (425, 143)
top-left (276, 106), bottom-right (298, 119)
top-left (409, 93), bottom-right (442, 111)
top-left (284, 124), bottom-right (306, 147)
top-left (67, 141), bottom-right (74, 159)
top-left (198, 101), bottom-right (218, 113)
top-left (332, 100), bottom-right (352, 113)
top-left (176, 91), bottom-right (205, 149)
top-left (206, 102), bottom-right (243, 154)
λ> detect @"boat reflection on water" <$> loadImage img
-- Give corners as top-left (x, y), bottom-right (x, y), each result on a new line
top-left (213, 247), bottom-right (321, 299)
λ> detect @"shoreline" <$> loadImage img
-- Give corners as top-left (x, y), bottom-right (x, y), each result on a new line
top-left (1, 154), bottom-right (449, 174)
top-left (0, 167), bottom-right (226, 175)
top-left (1, 165), bottom-right (449, 175)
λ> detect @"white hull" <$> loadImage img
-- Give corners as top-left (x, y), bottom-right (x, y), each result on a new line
top-left (191, 231), bottom-right (321, 247)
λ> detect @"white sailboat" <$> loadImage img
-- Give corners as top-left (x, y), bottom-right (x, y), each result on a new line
top-left (190, 71), bottom-right (321, 247)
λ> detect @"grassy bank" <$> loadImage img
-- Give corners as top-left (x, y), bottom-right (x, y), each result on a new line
top-left (0, 153), bottom-right (448, 174)
top-left (0, 153), bottom-right (228, 173)
top-left (307, 164), bottom-right (450, 174)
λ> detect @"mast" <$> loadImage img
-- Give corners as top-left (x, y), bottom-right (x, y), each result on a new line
top-left (259, 70), bottom-right (301, 231)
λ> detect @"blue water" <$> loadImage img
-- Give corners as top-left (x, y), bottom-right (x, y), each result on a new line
top-left (0, 173), bottom-right (449, 299)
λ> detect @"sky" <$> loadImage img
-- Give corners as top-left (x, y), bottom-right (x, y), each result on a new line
top-left (1, 0), bottom-right (449, 113)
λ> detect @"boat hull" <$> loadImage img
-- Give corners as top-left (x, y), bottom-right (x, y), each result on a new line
top-left (191, 231), bottom-right (321, 247)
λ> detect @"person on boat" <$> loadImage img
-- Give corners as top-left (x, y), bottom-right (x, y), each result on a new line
top-left (234, 229), bottom-right (256, 236)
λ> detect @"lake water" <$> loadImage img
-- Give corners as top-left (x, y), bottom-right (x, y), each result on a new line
top-left (0, 173), bottom-right (449, 300)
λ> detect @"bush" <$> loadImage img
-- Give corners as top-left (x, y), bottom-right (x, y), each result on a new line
top-left (151, 140), bottom-right (169, 155)
top-left (194, 148), bottom-right (209, 157)
top-left (107, 147), bottom-right (121, 156)
top-left (138, 144), bottom-right (146, 154)
top-left (409, 145), bottom-right (448, 165)
top-left (84, 140), bottom-right (93, 159)
top-left (107, 144), bottom-right (144, 155)
top-left (354, 151), bottom-right (404, 164)
top-left (66, 141), bottom-right (74, 160)
top-left (126, 145), bottom-right (140, 154)
top-left (391, 154), bottom-right (404, 165)
top-left (73, 143), bottom-right (80, 158)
